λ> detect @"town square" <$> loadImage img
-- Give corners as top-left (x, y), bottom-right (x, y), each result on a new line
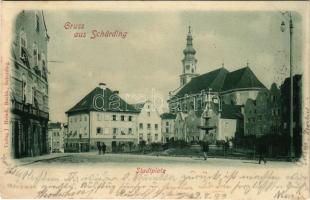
top-left (9, 10), bottom-right (304, 165)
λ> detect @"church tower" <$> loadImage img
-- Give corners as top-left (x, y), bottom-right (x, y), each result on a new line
top-left (180, 26), bottom-right (198, 86)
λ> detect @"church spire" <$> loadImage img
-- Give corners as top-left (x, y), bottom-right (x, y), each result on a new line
top-left (183, 26), bottom-right (196, 55)
top-left (180, 26), bottom-right (198, 86)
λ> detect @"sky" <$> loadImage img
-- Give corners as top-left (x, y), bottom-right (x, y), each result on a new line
top-left (44, 10), bottom-right (303, 123)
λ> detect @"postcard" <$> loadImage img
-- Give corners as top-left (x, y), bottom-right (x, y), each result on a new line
top-left (0, 1), bottom-right (309, 199)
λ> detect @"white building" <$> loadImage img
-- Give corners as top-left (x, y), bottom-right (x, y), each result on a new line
top-left (133, 100), bottom-right (162, 144)
top-left (65, 83), bottom-right (140, 152)
top-left (48, 122), bottom-right (65, 153)
top-left (160, 113), bottom-right (176, 142)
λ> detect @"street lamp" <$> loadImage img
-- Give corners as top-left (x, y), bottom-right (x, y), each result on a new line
top-left (280, 11), bottom-right (294, 160)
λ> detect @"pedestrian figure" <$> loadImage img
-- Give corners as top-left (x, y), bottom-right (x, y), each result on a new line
top-left (202, 135), bottom-right (209, 160)
top-left (97, 142), bottom-right (102, 155)
top-left (102, 142), bottom-right (106, 155)
top-left (257, 138), bottom-right (267, 164)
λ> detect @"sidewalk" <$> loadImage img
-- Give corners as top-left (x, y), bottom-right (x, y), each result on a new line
top-left (15, 153), bottom-right (71, 166)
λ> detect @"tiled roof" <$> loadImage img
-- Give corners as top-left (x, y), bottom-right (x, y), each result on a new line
top-left (174, 66), bottom-right (266, 98)
top-left (175, 67), bottom-right (229, 97)
top-left (160, 112), bottom-right (176, 119)
top-left (222, 67), bottom-right (266, 92)
top-left (66, 87), bottom-right (139, 114)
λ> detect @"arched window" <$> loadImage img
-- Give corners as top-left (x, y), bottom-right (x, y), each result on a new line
top-left (33, 44), bottom-right (38, 67)
top-left (19, 31), bottom-right (27, 59)
top-left (41, 53), bottom-right (47, 79)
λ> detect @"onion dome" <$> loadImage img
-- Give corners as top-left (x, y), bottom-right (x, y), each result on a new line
top-left (183, 26), bottom-right (196, 55)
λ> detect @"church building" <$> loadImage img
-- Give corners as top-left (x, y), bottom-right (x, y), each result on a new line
top-left (167, 27), bottom-right (267, 142)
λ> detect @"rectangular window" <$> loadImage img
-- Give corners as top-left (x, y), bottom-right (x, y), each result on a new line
top-left (121, 115), bottom-right (125, 121)
top-left (128, 116), bottom-right (132, 121)
top-left (139, 133), bottom-right (143, 140)
top-left (128, 128), bottom-right (132, 134)
top-left (166, 121), bottom-right (169, 126)
top-left (155, 134), bottom-right (158, 141)
top-left (139, 123), bottom-right (143, 129)
top-left (147, 112), bottom-right (151, 117)
top-left (147, 123), bottom-right (151, 130)
top-left (155, 124), bottom-right (158, 130)
top-left (96, 127), bottom-right (102, 134)
top-left (113, 128), bottom-right (118, 134)
top-left (112, 115), bottom-right (116, 121)
top-left (166, 128), bottom-right (169, 133)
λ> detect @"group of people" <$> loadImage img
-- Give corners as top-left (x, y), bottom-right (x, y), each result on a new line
top-left (97, 142), bottom-right (106, 155)
top-left (201, 135), bottom-right (267, 164)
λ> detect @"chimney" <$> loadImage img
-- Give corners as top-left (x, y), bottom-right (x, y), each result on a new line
top-left (99, 82), bottom-right (106, 90)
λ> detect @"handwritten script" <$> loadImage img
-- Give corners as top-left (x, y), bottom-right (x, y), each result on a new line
top-left (2, 163), bottom-right (308, 199)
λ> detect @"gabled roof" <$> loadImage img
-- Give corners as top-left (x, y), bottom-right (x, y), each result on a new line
top-left (174, 66), bottom-right (266, 98)
top-left (131, 102), bottom-right (145, 112)
top-left (175, 67), bottom-right (229, 98)
top-left (66, 87), bottom-right (139, 114)
top-left (48, 122), bottom-right (62, 129)
top-left (160, 112), bottom-right (176, 119)
top-left (222, 67), bottom-right (266, 92)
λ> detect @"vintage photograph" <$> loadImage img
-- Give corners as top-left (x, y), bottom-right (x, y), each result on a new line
top-left (1, 2), bottom-right (309, 199)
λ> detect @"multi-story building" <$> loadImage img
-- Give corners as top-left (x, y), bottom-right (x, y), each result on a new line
top-left (48, 122), bottom-right (64, 153)
top-left (160, 113), bottom-right (176, 142)
top-left (280, 74), bottom-right (302, 158)
top-left (65, 83), bottom-right (140, 152)
top-left (134, 101), bottom-right (162, 144)
top-left (244, 84), bottom-right (281, 137)
top-left (10, 10), bottom-right (49, 158)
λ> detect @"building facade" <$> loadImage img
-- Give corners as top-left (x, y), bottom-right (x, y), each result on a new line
top-left (280, 75), bottom-right (302, 158)
top-left (10, 10), bottom-right (49, 158)
top-left (48, 122), bottom-right (65, 153)
top-left (135, 101), bottom-right (162, 144)
top-left (244, 84), bottom-right (281, 137)
top-left (65, 83), bottom-right (140, 152)
top-left (160, 113), bottom-right (176, 142)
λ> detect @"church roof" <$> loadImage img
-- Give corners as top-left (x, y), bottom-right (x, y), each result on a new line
top-left (222, 66), bottom-right (266, 92)
top-left (66, 87), bottom-right (139, 114)
top-left (174, 66), bottom-right (266, 98)
top-left (175, 67), bottom-right (229, 98)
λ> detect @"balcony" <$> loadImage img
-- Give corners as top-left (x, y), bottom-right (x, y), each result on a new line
top-left (11, 100), bottom-right (49, 120)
